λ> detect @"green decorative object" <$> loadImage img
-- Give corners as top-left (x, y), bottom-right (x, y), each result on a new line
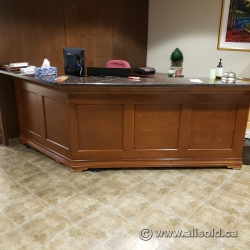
top-left (170, 48), bottom-right (183, 66)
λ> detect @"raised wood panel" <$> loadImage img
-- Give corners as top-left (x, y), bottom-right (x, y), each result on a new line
top-left (0, 35), bottom-right (9, 64)
top-left (189, 103), bottom-right (238, 149)
top-left (0, 74), bottom-right (19, 145)
top-left (12, 78), bottom-right (71, 157)
top-left (40, 0), bottom-right (64, 11)
top-left (19, 89), bottom-right (41, 136)
top-left (247, 109), bottom-right (250, 129)
top-left (0, 109), bottom-right (4, 145)
top-left (0, 4), bottom-right (20, 35)
top-left (64, 11), bottom-right (82, 36)
top-left (43, 97), bottom-right (69, 148)
top-left (21, 35), bottom-right (50, 62)
top-left (0, 1), bottom-right (148, 70)
top-left (76, 104), bottom-right (124, 150)
top-left (48, 36), bottom-right (65, 60)
top-left (43, 10), bottom-right (65, 35)
top-left (6, 114), bottom-right (19, 138)
top-left (134, 104), bottom-right (181, 149)
top-left (19, 7), bottom-right (46, 35)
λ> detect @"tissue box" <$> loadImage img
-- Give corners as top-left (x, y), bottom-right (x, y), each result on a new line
top-left (35, 67), bottom-right (57, 77)
top-left (40, 76), bottom-right (57, 83)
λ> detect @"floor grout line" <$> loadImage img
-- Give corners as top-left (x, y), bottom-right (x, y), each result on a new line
top-left (1, 141), bottom-right (250, 249)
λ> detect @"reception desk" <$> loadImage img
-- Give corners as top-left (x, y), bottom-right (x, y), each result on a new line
top-left (1, 70), bottom-right (250, 171)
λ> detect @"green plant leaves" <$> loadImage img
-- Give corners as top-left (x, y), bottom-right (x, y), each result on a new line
top-left (170, 48), bottom-right (183, 62)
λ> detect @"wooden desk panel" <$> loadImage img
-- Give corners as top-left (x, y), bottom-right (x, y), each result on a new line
top-left (0, 74), bottom-right (19, 145)
top-left (13, 77), bottom-right (250, 171)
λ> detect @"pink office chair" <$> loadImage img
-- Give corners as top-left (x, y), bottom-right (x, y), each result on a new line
top-left (105, 60), bottom-right (131, 68)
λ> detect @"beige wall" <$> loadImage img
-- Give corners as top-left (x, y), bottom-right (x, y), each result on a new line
top-left (147, 0), bottom-right (250, 78)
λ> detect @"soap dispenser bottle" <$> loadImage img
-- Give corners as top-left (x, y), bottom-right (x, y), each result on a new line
top-left (216, 59), bottom-right (223, 79)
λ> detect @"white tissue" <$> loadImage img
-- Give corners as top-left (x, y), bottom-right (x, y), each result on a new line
top-left (41, 59), bottom-right (50, 68)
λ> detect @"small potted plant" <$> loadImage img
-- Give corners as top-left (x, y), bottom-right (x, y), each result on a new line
top-left (170, 48), bottom-right (183, 76)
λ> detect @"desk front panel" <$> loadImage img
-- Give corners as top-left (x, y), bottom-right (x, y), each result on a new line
top-left (14, 78), bottom-right (249, 170)
top-left (69, 93), bottom-right (248, 161)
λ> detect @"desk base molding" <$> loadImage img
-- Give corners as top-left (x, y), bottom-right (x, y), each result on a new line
top-left (20, 135), bottom-right (242, 172)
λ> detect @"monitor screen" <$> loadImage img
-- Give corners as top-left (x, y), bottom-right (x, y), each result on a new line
top-left (63, 47), bottom-right (85, 76)
top-left (87, 67), bottom-right (132, 77)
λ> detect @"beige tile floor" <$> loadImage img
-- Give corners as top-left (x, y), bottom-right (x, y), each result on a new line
top-left (0, 140), bottom-right (250, 249)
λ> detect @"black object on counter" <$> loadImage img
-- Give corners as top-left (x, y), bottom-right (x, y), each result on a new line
top-left (243, 138), bottom-right (250, 165)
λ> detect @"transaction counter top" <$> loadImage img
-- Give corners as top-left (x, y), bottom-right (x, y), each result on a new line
top-left (1, 69), bottom-right (250, 95)
top-left (1, 69), bottom-right (250, 170)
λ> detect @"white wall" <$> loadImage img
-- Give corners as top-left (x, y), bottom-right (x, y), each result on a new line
top-left (147, 0), bottom-right (250, 78)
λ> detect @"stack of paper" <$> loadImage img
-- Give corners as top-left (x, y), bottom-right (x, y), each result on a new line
top-left (9, 62), bottom-right (28, 67)
top-left (20, 66), bottom-right (36, 74)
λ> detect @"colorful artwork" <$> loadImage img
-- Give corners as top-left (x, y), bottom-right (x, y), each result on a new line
top-left (218, 0), bottom-right (250, 51)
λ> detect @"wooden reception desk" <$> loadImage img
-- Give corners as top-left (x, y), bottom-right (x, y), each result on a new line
top-left (1, 70), bottom-right (250, 171)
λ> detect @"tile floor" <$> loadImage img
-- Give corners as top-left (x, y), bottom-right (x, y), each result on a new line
top-left (0, 140), bottom-right (250, 250)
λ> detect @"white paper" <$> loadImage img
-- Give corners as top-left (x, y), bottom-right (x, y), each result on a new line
top-left (189, 79), bottom-right (203, 83)
top-left (20, 66), bottom-right (36, 74)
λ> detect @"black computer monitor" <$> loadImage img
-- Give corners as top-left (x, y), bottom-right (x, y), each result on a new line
top-left (87, 67), bottom-right (131, 77)
top-left (63, 47), bottom-right (85, 76)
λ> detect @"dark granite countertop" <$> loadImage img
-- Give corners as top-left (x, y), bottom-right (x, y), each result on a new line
top-left (1, 70), bottom-right (250, 90)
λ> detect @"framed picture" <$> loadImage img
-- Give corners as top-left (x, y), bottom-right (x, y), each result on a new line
top-left (218, 0), bottom-right (250, 51)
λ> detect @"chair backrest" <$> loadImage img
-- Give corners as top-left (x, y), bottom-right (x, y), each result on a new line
top-left (105, 60), bottom-right (131, 68)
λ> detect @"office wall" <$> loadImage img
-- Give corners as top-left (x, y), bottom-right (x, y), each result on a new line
top-left (0, 0), bottom-right (148, 75)
top-left (147, 0), bottom-right (250, 78)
